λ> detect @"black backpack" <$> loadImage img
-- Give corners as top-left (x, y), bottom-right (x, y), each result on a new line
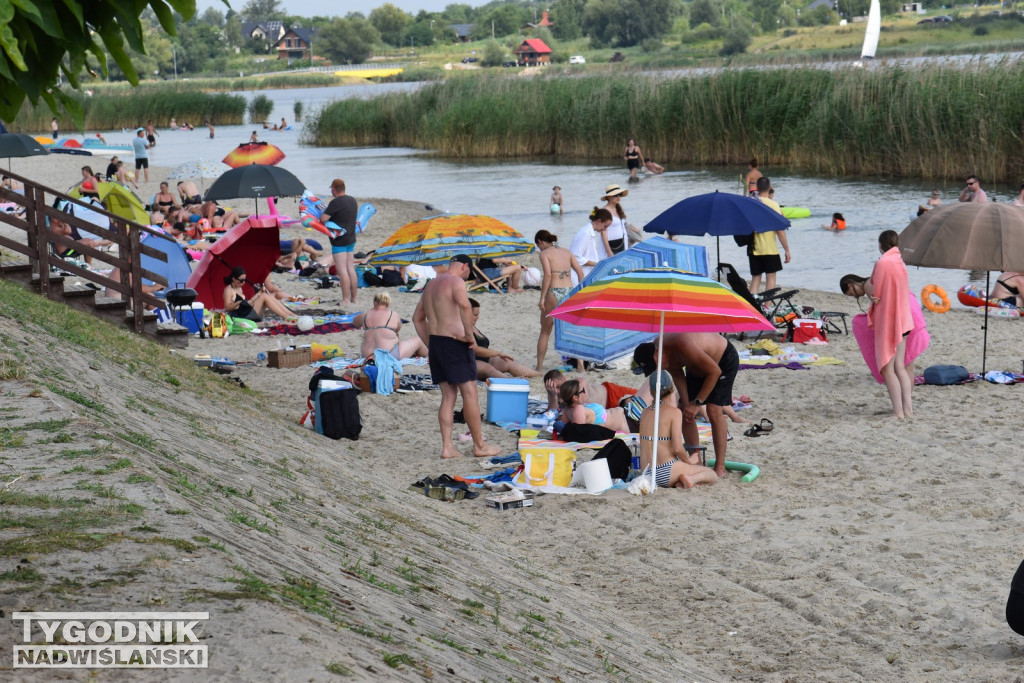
top-left (589, 438), bottom-right (631, 480)
top-left (309, 367), bottom-right (361, 440)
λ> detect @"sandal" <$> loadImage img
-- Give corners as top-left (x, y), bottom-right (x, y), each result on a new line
top-left (743, 424), bottom-right (772, 437)
top-left (758, 418), bottom-right (774, 432)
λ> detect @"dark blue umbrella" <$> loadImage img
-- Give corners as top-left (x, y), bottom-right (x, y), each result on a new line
top-left (643, 190), bottom-right (791, 277)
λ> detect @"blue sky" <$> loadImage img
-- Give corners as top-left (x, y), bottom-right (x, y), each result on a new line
top-left (194, 0), bottom-right (487, 17)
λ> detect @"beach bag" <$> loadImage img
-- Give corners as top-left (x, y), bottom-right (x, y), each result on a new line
top-left (558, 423), bottom-right (615, 443)
top-left (733, 233), bottom-right (753, 247)
top-left (922, 364), bottom-right (969, 385)
top-left (785, 318), bottom-right (827, 344)
top-left (514, 447), bottom-right (575, 487)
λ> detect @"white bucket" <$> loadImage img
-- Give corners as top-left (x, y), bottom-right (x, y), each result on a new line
top-left (579, 458), bottom-right (613, 493)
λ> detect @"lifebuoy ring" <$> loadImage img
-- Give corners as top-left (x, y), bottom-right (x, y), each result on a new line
top-left (921, 285), bottom-right (950, 313)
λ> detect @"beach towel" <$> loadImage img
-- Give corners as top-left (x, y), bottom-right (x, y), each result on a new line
top-left (853, 293), bottom-right (930, 383)
top-left (867, 247), bottom-right (913, 373)
top-left (372, 348), bottom-right (403, 396)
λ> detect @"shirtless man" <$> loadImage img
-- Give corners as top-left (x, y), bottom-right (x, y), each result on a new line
top-left (633, 333), bottom-right (739, 478)
top-left (413, 254), bottom-right (500, 460)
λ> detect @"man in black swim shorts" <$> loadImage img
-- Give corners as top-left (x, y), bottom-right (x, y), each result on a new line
top-left (413, 254), bottom-right (500, 460)
top-left (633, 333), bottom-right (740, 478)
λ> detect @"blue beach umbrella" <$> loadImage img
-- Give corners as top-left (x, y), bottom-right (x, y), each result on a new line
top-left (643, 190), bottom-right (791, 276)
top-left (553, 236), bottom-right (710, 363)
top-left (140, 229), bottom-right (192, 289)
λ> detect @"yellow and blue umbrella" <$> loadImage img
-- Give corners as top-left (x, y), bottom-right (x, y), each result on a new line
top-left (370, 214), bottom-right (534, 266)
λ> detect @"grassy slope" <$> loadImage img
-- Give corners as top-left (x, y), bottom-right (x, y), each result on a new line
top-left (0, 278), bottom-right (710, 679)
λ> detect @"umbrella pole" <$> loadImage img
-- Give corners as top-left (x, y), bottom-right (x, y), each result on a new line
top-left (983, 271), bottom-right (990, 374)
top-left (716, 236), bottom-right (721, 281)
top-left (651, 311), bottom-right (665, 493)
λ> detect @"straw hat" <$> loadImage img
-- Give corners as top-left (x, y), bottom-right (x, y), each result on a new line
top-left (601, 184), bottom-right (628, 200)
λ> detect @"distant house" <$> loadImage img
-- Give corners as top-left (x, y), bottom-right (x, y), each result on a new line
top-left (275, 27), bottom-right (315, 60)
top-left (451, 23), bottom-right (473, 42)
top-left (513, 38), bottom-right (552, 66)
top-left (241, 21), bottom-right (285, 44)
top-left (523, 10), bottom-right (555, 31)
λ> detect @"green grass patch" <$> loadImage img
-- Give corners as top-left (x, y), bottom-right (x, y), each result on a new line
top-left (125, 473), bottom-right (155, 484)
top-left (228, 510), bottom-right (274, 534)
top-left (94, 458), bottom-right (133, 475)
top-left (44, 384), bottom-right (106, 413)
top-left (0, 429), bottom-right (25, 449)
top-left (0, 565), bottom-right (44, 582)
top-left (0, 490), bottom-right (93, 509)
top-left (0, 531), bottom-right (123, 557)
top-left (325, 661), bottom-right (353, 676)
top-left (382, 652), bottom-right (415, 669)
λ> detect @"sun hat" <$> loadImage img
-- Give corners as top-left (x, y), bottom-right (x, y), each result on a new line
top-left (601, 184), bottom-right (628, 200)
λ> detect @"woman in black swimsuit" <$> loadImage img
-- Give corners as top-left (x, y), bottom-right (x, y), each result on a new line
top-left (623, 139), bottom-right (644, 180)
top-left (991, 272), bottom-right (1024, 308)
top-left (222, 267), bottom-right (297, 322)
top-left (153, 182), bottom-right (180, 219)
top-left (468, 299), bottom-right (541, 378)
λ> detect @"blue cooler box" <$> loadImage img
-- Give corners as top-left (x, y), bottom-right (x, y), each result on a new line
top-left (485, 378), bottom-right (530, 423)
top-left (171, 303), bottom-right (205, 334)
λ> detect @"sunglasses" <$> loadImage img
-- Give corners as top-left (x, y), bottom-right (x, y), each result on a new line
top-left (236, 277), bottom-right (247, 283)
top-left (574, 389), bottom-right (586, 396)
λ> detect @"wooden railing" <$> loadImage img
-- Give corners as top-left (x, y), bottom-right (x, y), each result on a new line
top-left (0, 168), bottom-right (171, 332)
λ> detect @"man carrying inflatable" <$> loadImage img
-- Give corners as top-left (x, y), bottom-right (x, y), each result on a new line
top-left (322, 178), bottom-right (359, 306)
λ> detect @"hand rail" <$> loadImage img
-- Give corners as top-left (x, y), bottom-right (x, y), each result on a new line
top-left (0, 169), bottom-right (170, 332)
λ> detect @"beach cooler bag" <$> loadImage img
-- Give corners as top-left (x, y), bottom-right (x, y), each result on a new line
top-left (514, 447), bottom-right (575, 487)
top-left (785, 318), bottom-right (827, 344)
top-left (306, 367), bottom-right (361, 440)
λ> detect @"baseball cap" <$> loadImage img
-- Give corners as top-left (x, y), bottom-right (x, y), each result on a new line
top-left (648, 369), bottom-right (672, 394)
top-left (449, 254), bottom-right (472, 266)
top-left (632, 342), bottom-right (656, 376)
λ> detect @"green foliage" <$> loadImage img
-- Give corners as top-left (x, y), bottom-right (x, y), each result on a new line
top-left (371, 3), bottom-right (410, 47)
top-left (482, 40), bottom-right (508, 67)
top-left (720, 27), bottom-right (752, 55)
top-left (0, 0), bottom-right (196, 122)
top-left (294, 100), bottom-right (304, 122)
top-left (974, 25), bottom-right (990, 36)
top-left (641, 38), bottom-right (663, 53)
top-left (248, 94), bottom-right (273, 123)
top-left (14, 86), bottom-right (246, 131)
top-left (318, 15), bottom-right (380, 63)
top-left (306, 65), bottom-right (1024, 183)
top-left (551, 0), bottom-right (586, 40)
top-left (471, 4), bottom-right (530, 40)
top-left (404, 20), bottom-right (436, 48)
top-left (690, 0), bottom-right (721, 28)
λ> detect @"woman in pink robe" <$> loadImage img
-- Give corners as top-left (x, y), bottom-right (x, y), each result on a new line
top-left (841, 231), bottom-right (916, 418)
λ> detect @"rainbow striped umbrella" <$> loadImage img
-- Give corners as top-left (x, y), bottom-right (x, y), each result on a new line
top-left (370, 214), bottom-right (534, 266)
top-left (550, 268), bottom-right (772, 491)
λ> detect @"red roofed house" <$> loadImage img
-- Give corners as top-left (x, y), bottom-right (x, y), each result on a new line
top-left (514, 39), bottom-right (552, 66)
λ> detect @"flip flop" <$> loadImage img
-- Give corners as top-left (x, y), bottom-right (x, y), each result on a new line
top-left (743, 424), bottom-right (771, 437)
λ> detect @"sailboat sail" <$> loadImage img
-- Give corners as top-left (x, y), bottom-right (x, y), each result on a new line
top-left (861, 0), bottom-right (881, 59)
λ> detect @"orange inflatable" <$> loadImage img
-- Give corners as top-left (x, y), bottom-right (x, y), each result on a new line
top-left (921, 285), bottom-right (950, 313)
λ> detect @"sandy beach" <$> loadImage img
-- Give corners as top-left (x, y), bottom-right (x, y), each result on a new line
top-left (2, 154), bottom-right (1024, 680)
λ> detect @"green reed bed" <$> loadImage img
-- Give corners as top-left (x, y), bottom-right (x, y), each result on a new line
top-left (15, 88), bottom-right (246, 131)
top-left (306, 65), bottom-right (1024, 182)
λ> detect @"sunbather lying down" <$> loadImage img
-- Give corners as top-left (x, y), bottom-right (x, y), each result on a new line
top-left (557, 379), bottom-right (629, 433)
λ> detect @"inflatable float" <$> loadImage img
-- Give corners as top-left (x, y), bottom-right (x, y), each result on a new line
top-left (921, 284), bottom-right (950, 313)
top-left (957, 284), bottom-right (1019, 311)
top-left (780, 206), bottom-right (810, 219)
top-left (299, 190), bottom-right (376, 238)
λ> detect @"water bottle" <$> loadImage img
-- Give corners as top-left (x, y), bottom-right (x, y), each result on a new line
top-left (628, 440), bottom-right (642, 481)
top-left (256, 352), bottom-right (267, 367)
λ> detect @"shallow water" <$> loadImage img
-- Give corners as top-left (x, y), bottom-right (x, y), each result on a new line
top-left (98, 83), bottom-right (1004, 306)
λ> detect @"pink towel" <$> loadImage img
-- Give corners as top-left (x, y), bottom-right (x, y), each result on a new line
top-left (853, 293), bottom-right (930, 383)
top-left (867, 248), bottom-right (915, 374)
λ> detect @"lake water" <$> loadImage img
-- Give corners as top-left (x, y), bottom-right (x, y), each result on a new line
top-left (104, 83), bottom-right (1001, 304)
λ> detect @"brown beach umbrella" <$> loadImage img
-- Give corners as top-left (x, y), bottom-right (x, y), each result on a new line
top-left (899, 202), bottom-right (1024, 372)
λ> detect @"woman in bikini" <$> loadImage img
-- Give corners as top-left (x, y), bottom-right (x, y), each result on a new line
top-left (153, 182), bottom-right (179, 217)
top-left (535, 229), bottom-right (585, 371)
top-left (468, 298), bottom-right (541, 378)
top-left (637, 371), bottom-right (718, 488)
top-left (352, 291), bottom-right (427, 360)
top-left (222, 267), bottom-right (297, 323)
top-left (991, 272), bottom-right (1024, 308)
top-left (557, 379), bottom-right (630, 433)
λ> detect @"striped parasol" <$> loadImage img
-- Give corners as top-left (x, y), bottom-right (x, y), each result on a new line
top-left (549, 268), bottom-right (773, 492)
top-left (370, 214), bottom-right (534, 266)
